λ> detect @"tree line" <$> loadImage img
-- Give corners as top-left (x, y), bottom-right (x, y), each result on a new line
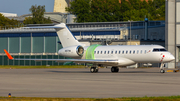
top-left (0, 0), bottom-right (165, 28)
top-left (0, 5), bottom-right (52, 29)
top-left (0, 13), bottom-right (20, 29)
top-left (23, 5), bottom-right (52, 24)
top-left (66, 0), bottom-right (165, 22)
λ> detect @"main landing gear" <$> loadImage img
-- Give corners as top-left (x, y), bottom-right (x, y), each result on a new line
top-left (111, 67), bottom-right (119, 73)
top-left (160, 63), bottom-right (165, 73)
top-left (90, 67), bottom-right (99, 73)
top-left (89, 66), bottom-right (119, 73)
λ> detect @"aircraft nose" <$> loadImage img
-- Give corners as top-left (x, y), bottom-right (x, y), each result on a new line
top-left (169, 55), bottom-right (175, 61)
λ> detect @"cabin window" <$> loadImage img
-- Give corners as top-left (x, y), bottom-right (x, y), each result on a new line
top-left (122, 51), bottom-right (124, 54)
top-left (119, 51), bottom-right (121, 54)
top-left (104, 51), bottom-right (106, 54)
top-left (101, 51), bottom-right (103, 54)
top-left (94, 51), bottom-right (96, 54)
top-left (141, 50), bottom-right (142, 54)
top-left (115, 51), bottom-right (117, 54)
top-left (133, 50), bottom-right (135, 54)
top-left (144, 50), bottom-right (146, 54)
top-left (137, 50), bottom-right (139, 54)
top-left (130, 51), bottom-right (131, 54)
top-left (111, 51), bottom-right (113, 54)
top-left (108, 51), bottom-right (110, 54)
top-left (126, 50), bottom-right (128, 54)
top-left (97, 51), bottom-right (99, 54)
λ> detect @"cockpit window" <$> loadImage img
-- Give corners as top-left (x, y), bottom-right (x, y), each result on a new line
top-left (153, 49), bottom-right (159, 51)
top-left (159, 49), bottom-right (167, 51)
top-left (153, 48), bottom-right (167, 52)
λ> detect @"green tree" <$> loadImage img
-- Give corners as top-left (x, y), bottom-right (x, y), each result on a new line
top-left (66, 0), bottom-right (121, 22)
top-left (123, 9), bottom-right (153, 21)
top-left (91, 0), bottom-right (121, 22)
top-left (153, 0), bottom-right (165, 20)
top-left (0, 13), bottom-right (20, 29)
top-left (66, 0), bottom-right (91, 22)
top-left (23, 5), bottom-right (52, 24)
top-left (66, 0), bottom-right (165, 22)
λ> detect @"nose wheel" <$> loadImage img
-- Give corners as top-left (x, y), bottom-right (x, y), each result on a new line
top-left (160, 63), bottom-right (165, 73)
top-left (160, 69), bottom-right (165, 73)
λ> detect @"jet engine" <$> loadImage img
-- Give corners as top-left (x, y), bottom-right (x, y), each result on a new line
top-left (58, 45), bottom-right (84, 58)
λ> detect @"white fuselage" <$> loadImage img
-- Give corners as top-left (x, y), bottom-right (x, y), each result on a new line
top-left (58, 45), bottom-right (175, 67)
top-left (93, 45), bottom-right (174, 64)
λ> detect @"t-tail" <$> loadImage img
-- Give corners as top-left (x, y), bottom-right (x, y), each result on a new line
top-left (54, 23), bottom-right (83, 47)
top-left (23, 23), bottom-right (83, 48)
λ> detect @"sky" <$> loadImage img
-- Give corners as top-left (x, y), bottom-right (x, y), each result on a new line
top-left (0, 0), bottom-right (54, 16)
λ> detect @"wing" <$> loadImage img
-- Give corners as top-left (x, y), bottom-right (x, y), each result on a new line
top-left (4, 49), bottom-right (119, 65)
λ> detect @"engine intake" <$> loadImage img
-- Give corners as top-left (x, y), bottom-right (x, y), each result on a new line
top-left (76, 46), bottom-right (84, 56)
top-left (58, 45), bottom-right (84, 58)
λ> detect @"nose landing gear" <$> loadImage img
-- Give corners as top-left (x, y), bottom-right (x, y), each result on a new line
top-left (160, 63), bottom-right (165, 73)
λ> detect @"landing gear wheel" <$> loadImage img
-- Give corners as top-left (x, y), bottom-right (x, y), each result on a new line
top-left (90, 67), bottom-right (94, 73)
top-left (90, 67), bottom-right (98, 73)
top-left (95, 68), bottom-right (99, 73)
top-left (115, 68), bottom-right (119, 72)
top-left (160, 69), bottom-right (165, 73)
top-left (111, 67), bottom-right (119, 73)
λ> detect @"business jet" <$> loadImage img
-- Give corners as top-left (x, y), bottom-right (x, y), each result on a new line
top-left (4, 23), bottom-right (175, 73)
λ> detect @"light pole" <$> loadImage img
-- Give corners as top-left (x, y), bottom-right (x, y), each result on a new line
top-left (128, 20), bottom-right (132, 45)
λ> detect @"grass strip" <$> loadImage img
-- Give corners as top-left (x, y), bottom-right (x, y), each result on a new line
top-left (0, 65), bottom-right (85, 69)
top-left (1, 96), bottom-right (180, 101)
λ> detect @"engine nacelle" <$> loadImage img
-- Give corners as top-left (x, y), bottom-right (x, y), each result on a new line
top-left (58, 45), bottom-right (84, 58)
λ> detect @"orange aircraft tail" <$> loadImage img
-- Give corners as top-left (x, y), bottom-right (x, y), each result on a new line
top-left (4, 49), bottom-right (14, 60)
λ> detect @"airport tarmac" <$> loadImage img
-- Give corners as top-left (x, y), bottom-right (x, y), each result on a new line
top-left (0, 68), bottom-right (180, 98)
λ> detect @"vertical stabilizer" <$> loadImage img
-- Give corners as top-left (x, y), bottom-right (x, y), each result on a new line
top-left (55, 23), bottom-right (83, 48)
top-left (22, 23), bottom-right (83, 48)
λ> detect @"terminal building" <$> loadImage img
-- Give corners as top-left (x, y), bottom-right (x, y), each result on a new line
top-left (0, 21), bottom-right (165, 66)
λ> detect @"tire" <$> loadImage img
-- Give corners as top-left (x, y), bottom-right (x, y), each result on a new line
top-left (160, 69), bottom-right (165, 73)
top-left (111, 67), bottom-right (115, 72)
top-left (90, 67), bottom-right (94, 73)
top-left (111, 67), bottom-right (119, 73)
top-left (95, 68), bottom-right (99, 73)
top-left (115, 68), bottom-right (119, 72)
top-left (90, 67), bottom-right (98, 73)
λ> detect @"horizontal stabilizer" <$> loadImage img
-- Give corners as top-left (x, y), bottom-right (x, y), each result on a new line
top-left (22, 23), bottom-right (65, 29)
top-left (4, 49), bottom-right (14, 60)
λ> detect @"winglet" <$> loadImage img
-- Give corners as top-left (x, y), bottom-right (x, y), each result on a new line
top-left (4, 49), bottom-right (13, 60)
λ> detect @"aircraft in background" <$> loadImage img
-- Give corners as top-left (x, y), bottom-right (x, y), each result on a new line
top-left (4, 23), bottom-right (175, 73)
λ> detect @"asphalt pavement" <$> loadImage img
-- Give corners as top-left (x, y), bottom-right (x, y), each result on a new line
top-left (0, 68), bottom-right (180, 98)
